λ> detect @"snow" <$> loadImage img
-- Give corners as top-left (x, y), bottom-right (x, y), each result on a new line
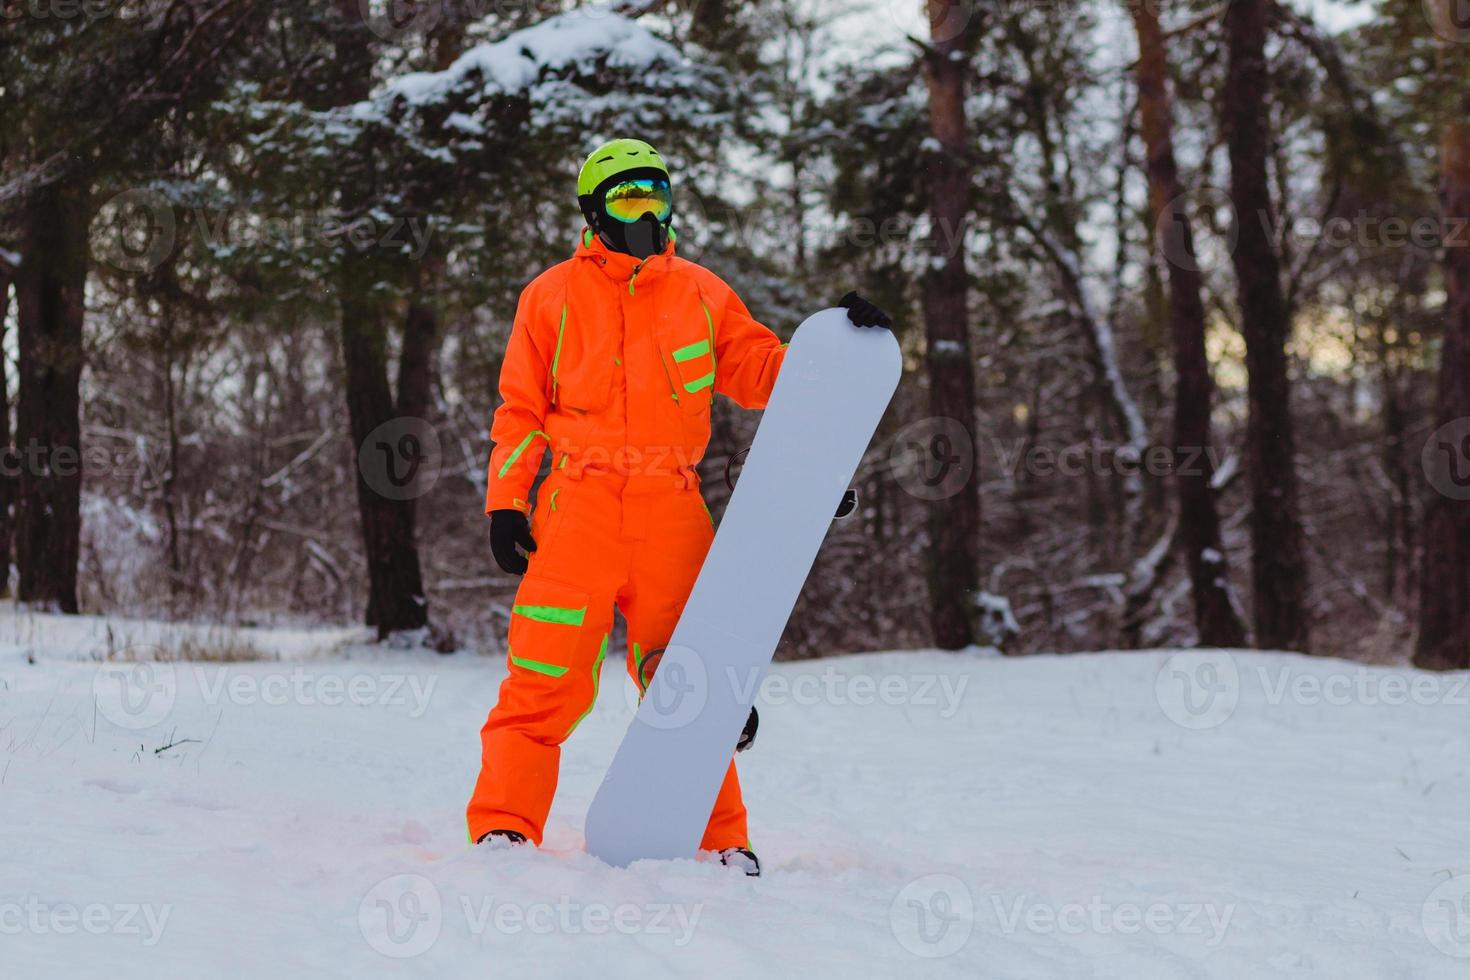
top-left (379, 9), bottom-right (685, 107)
top-left (0, 603), bottom-right (367, 664)
top-left (3, 613), bottom-right (1468, 977)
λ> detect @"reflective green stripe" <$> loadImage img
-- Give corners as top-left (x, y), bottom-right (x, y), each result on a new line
top-left (551, 304), bottom-right (567, 402)
top-left (672, 339), bottom-right (710, 363)
top-left (549, 488), bottom-right (561, 512)
top-left (683, 371), bottom-right (715, 394)
top-left (497, 429), bottom-right (548, 479)
top-left (513, 603), bottom-right (586, 626)
top-left (701, 301), bottom-right (716, 376)
top-left (509, 652), bottom-right (569, 677)
top-left (565, 633), bottom-right (609, 736)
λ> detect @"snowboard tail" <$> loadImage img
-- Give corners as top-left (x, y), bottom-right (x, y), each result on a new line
top-left (585, 308), bottom-right (902, 867)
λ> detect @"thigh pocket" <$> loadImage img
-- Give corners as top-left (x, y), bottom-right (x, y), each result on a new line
top-left (507, 576), bottom-right (593, 680)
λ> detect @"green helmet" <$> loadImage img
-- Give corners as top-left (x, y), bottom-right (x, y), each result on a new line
top-left (577, 138), bottom-right (674, 259)
top-left (577, 138), bottom-right (668, 196)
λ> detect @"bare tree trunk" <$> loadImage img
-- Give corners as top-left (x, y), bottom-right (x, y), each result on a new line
top-left (0, 261), bottom-right (13, 595)
top-left (1223, 0), bottom-right (1310, 651)
top-left (330, 0), bottom-right (428, 637)
top-left (1416, 16), bottom-right (1470, 669)
top-left (919, 1), bottom-right (982, 649)
top-left (14, 177), bottom-right (88, 613)
top-left (1130, 0), bottom-right (1246, 648)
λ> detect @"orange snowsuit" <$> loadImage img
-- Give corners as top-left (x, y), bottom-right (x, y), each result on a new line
top-left (466, 231), bottom-right (787, 849)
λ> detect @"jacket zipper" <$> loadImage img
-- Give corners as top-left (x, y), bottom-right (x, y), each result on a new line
top-left (625, 258), bottom-right (677, 400)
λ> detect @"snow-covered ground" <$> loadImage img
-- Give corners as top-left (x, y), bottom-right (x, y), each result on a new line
top-left (2, 606), bottom-right (1468, 978)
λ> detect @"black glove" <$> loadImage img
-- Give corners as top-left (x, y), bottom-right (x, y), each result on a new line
top-left (736, 706), bottom-right (758, 752)
top-left (490, 509), bottom-right (537, 575)
top-left (835, 488), bottom-right (858, 519)
top-left (837, 291), bottom-right (892, 329)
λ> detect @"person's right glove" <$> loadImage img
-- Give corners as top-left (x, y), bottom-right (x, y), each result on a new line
top-left (736, 706), bottom-right (758, 752)
top-left (489, 509), bottom-right (537, 575)
top-left (837, 291), bottom-right (893, 329)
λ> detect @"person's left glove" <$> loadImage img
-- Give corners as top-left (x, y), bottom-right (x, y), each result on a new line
top-left (489, 509), bottom-right (537, 575)
top-left (837, 291), bottom-right (892, 329)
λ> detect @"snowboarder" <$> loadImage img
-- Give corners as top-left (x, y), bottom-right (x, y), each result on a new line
top-left (467, 138), bottom-right (891, 875)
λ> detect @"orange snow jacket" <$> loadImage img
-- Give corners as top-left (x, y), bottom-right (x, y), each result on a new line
top-left (485, 233), bottom-right (787, 513)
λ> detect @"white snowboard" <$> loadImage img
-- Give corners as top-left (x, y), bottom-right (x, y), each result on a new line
top-left (584, 307), bottom-right (902, 867)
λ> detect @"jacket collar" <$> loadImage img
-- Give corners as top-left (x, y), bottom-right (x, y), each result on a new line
top-left (574, 228), bottom-right (676, 285)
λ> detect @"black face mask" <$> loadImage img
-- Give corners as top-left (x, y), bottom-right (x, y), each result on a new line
top-left (578, 168), bottom-right (673, 260)
top-left (598, 212), bottom-right (667, 260)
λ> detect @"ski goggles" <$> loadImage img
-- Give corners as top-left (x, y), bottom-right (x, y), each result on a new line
top-left (603, 177), bottom-right (673, 224)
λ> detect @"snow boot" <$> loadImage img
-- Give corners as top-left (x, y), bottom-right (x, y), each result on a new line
top-left (719, 846), bottom-right (761, 877)
top-left (475, 829), bottom-right (528, 849)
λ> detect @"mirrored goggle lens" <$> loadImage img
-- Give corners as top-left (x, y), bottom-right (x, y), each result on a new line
top-left (604, 178), bottom-right (672, 223)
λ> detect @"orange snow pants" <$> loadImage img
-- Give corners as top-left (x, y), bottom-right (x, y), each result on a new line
top-left (466, 468), bottom-right (748, 850)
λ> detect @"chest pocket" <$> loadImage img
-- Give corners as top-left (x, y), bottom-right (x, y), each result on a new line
top-left (550, 300), bottom-right (616, 413)
top-left (660, 301), bottom-right (717, 413)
